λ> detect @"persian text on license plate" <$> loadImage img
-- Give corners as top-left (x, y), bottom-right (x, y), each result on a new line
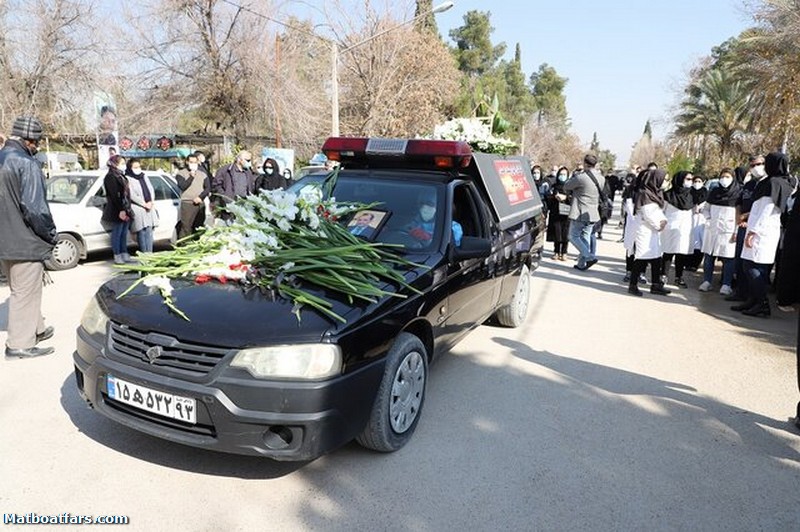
top-left (106, 375), bottom-right (197, 424)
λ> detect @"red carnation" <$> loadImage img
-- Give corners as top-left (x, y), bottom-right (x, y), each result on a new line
top-left (195, 274), bottom-right (211, 284)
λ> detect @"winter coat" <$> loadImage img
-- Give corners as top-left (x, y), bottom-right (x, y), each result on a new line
top-left (633, 202), bottom-right (666, 260)
top-left (563, 170), bottom-right (606, 224)
top-left (0, 139), bottom-right (57, 260)
top-left (101, 167), bottom-right (131, 223)
top-left (661, 203), bottom-right (694, 255)
top-left (127, 174), bottom-right (159, 233)
top-left (701, 204), bottom-right (737, 258)
top-left (741, 195), bottom-right (783, 264)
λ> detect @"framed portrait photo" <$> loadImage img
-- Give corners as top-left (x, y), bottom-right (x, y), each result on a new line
top-left (346, 209), bottom-right (389, 240)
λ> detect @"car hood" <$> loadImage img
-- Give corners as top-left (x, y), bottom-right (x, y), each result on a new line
top-left (96, 261), bottom-right (434, 348)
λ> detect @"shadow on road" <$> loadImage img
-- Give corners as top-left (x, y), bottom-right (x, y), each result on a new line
top-left (59, 376), bottom-right (308, 479)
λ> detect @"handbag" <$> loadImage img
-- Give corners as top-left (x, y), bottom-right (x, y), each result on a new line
top-left (586, 170), bottom-right (613, 220)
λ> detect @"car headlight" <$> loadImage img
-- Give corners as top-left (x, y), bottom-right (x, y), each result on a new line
top-left (231, 344), bottom-right (342, 380)
top-left (80, 296), bottom-right (109, 337)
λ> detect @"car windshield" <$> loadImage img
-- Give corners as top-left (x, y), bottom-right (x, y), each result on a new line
top-left (289, 174), bottom-right (443, 252)
top-left (46, 175), bottom-right (97, 204)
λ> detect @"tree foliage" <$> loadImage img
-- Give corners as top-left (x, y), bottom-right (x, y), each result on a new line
top-left (448, 10), bottom-right (506, 77)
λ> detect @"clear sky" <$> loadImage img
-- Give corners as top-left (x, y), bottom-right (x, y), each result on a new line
top-left (433, 0), bottom-right (755, 166)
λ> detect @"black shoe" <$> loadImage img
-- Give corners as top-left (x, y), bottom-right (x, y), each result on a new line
top-left (637, 275), bottom-right (648, 285)
top-left (622, 273), bottom-right (631, 283)
top-left (675, 278), bottom-right (688, 288)
top-left (36, 326), bottom-right (54, 344)
top-left (724, 293), bottom-right (745, 302)
top-left (731, 300), bottom-right (756, 311)
top-left (573, 263), bottom-right (588, 271)
top-left (5, 346), bottom-right (55, 358)
top-left (628, 286), bottom-right (643, 297)
top-left (650, 284), bottom-right (672, 296)
top-left (585, 259), bottom-right (598, 269)
top-left (742, 302), bottom-right (771, 317)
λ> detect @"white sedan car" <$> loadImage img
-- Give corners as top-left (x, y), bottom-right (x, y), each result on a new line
top-left (44, 170), bottom-right (180, 270)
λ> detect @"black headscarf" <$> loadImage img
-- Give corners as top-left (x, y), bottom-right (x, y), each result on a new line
top-left (664, 171), bottom-right (694, 210)
top-left (752, 151), bottom-right (793, 211)
top-left (690, 180), bottom-right (708, 205)
top-left (633, 169), bottom-right (666, 213)
top-left (706, 176), bottom-right (741, 207)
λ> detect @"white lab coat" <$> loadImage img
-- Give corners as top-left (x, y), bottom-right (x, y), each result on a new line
top-left (701, 204), bottom-right (736, 258)
top-left (691, 206), bottom-right (706, 251)
top-left (633, 202), bottom-right (666, 260)
top-left (623, 197), bottom-right (638, 255)
top-left (741, 196), bottom-right (782, 264)
top-left (661, 204), bottom-right (694, 255)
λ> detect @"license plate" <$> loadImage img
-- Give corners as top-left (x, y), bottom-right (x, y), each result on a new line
top-left (106, 375), bottom-right (197, 425)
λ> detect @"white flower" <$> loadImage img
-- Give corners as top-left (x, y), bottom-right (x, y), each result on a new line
top-left (143, 276), bottom-right (174, 296)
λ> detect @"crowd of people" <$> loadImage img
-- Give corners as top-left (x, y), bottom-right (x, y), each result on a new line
top-left (532, 153), bottom-right (799, 320)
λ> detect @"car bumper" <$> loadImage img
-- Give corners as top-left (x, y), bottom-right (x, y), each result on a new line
top-left (73, 329), bottom-right (385, 461)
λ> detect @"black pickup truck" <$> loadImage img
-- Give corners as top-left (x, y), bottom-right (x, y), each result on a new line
top-left (73, 137), bottom-right (545, 461)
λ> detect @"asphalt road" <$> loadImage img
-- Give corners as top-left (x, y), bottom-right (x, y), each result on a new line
top-left (1, 222), bottom-right (799, 531)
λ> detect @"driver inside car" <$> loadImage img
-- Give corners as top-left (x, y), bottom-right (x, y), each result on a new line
top-left (407, 192), bottom-right (463, 246)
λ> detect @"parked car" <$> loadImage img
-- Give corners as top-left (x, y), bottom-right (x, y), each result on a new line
top-left (45, 170), bottom-right (180, 270)
top-left (73, 137), bottom-right (545, 461)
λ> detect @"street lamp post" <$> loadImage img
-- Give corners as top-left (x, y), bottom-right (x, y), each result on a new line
top-left (330, 1), bottom-right (454, 136)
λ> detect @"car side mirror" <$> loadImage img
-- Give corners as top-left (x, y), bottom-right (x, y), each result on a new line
top-left (450, 236), bottom-right (492, 261)
top-left (87, 196), bottom-right (106, 208)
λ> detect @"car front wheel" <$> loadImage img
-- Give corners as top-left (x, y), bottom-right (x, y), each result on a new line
top-left (45, 233), bottom-right (81, 270)
top-left (495, 264), bottom-right (530, 327)
top-left (357, 332), bottom-right (428, 453)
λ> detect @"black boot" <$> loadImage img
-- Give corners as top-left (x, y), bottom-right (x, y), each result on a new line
top-left (742, 300), bottom-right (771, 317)
top-left (650, 283), bottom-right (671, 295)
top-left (731, 299), bottom-right (756, 312)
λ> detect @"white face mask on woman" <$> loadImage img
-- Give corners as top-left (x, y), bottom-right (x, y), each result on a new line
top-left (557, 174), bottom-right (568, 182)
top-left (420, 205), bottom-right (436, 222)
top-left (719, 177), bottom-right (733, 188)
top-left (693, 182), bottom-right (704, 190)
top-left (751, 165), bottom-right (767, 179)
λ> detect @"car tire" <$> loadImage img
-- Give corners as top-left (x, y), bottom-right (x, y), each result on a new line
top-left (45, 233), bottom-right (81, 271)
top-left (357, 332), bottom-right (428, 453)
top-left (495, 264), bottom-right (530, 327)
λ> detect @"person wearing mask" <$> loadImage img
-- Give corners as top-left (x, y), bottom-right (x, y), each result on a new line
top-left (661, 171), bottom-right (695, 288)
top-left (405, 190), bottom-right (462, 248)
top-left (622, 170), bottom-right (647, 285)
top-left (685, 175), bottom-right (708, 271)
top-left (256, 157), bottom-right (289, 191)
top-left (563, 154), bottom-right (605, 271)
top-left (628, 169), bottom-right (670, 296)
top-left (698, 169), bottom-right (740, 295)
top-left (212, 150), bottom-right (257, 216)
top-left (545, 166), bottom-right (572, 261)
top-left (727, 155), bottom-right (765, 302)
top-left (0, 116), bottom-right (58, 358)
top-left (532, 165), bottom-right (549, 198)
top-left (126, 158), bottom-right (159, 254)
top-left (734, 151), bottom-right (794, 317)
top-left (101, 154), bottom-right (133, 264)
top-left (175, 153), bottom-right (210, 240)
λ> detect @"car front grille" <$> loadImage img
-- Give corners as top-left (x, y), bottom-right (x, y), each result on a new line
top-left (108, 322), bottom-right (231, 377)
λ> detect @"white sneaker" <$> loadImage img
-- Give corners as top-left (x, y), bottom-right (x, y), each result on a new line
top-left (698, 281), bottom-right (712, 292)
top-left (719, 285), bottom-right (733, 296)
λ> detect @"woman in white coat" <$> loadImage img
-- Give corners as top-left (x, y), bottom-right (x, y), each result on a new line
top-left (628, 169), bottom-right (671, 296)
top-left (734, 152), bottom-right (794, 317)
top-left (661, 171), bottom-right (695, 287)
top-left (698, 168), bottom-right (740, 295)
top-left (126, 158), bottom-right (159, 254)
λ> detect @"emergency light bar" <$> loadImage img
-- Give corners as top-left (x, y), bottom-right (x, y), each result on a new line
top-left (321, 137), bottom-right (473, 170)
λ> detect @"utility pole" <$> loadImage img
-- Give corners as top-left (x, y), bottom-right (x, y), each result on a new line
top-left (274, 34), bottom-right (282, 148)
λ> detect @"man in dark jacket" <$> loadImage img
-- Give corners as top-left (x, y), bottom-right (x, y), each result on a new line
top-left (0, 116), bottom-right (58, 358)
top-left (211, 150), bottom-right (257, 217)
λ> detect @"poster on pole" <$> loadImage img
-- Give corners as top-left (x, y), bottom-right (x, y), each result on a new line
top-left (94, 92), bottom-right (119, 168)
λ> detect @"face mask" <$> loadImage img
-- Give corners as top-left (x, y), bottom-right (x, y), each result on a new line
top-left (117, 164), bottom-right (126, 172)
top-left (265, 168), bottom-right (274, 175)
top-left (242, 160), bottom-right (252, 169)
top-left (557, 174), bottom-right (567, 182)
top-left (751, 165), bottom-right (766, 179)
top-left (188, 163), bottom-right (198, 172)
top-left (683, 181), bottom-right (692, 188)
top-left (420, 205), bottom-right (436, 222)
top-left (660, 181), bottom-right (670, 191)
top-left (533, 172), bottom-right (541, 179)
top-left (693, 182), bottom-right (703, 190)
top-left (132, 168), bottom-right (142, 176)
top-left (719, 177), bottom-right (733, 188)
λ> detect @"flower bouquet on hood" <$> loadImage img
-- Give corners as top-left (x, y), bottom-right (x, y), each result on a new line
top-left (116, 182), bottom-right (421, 323)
